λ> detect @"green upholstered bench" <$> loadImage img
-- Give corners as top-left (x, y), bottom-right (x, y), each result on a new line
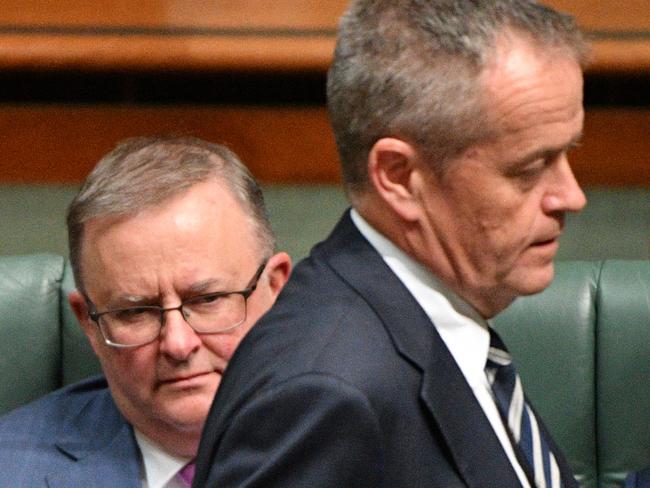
top-left (1, 254), bottom-right (649, 487)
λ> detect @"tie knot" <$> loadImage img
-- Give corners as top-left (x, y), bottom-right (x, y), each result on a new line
top-left (178, 461), bottom-right (196, 487)
top-left (486, 328), bottom-right (512, 371)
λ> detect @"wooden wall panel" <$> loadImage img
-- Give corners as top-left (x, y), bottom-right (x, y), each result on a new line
top-left (0, 1), bottom-right (347, 30)
top-left (0, 0), bottom-right (648, 73)
top-left (545, 0), bottom-right (650, 31)
top-left (2, 0), bottom-right (646, 32)
top-left (0, 35), bottom-right (336, 72)
top-left (0, 105), bottom-right (340, 184)
top-left (0, 105), bottom-right (647, 187)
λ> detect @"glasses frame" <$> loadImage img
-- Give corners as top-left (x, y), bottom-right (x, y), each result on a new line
top-left (85, 261), bottom-right (267, 348)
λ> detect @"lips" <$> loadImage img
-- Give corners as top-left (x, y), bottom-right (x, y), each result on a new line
top-left (159, 371), bottom-right (216, 387)
top-left (532, 237), bottom-right (558, 246)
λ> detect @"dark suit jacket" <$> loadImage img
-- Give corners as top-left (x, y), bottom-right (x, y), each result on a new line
top-left (626, 468), bottom-right (650, 487)
top-left (0, 376), bottom-right (141, 487)
top-left (194, 211), bottom-right (576, 487)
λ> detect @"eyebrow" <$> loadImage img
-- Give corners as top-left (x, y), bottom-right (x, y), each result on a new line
top-left (186, 278), bottom-right (228, 294)
top-left (102, 278), bottom-right (231, 309)
top-left (516, 132), bottom-right (583, 167)
top-left (106, 294), bottom-right (159, 308)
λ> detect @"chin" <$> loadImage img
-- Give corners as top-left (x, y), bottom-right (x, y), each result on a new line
top-left (159, 392), bottom-right (214, 430)
top-left (511, 262), bottom-right (556, 297)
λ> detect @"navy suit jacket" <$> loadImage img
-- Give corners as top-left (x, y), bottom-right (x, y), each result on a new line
top-left (626, 468), bottom-right (650, 487)
top-left (194, 211), bottom-right (576, 487)
top-left (0, 376), bottom-right (141, 487)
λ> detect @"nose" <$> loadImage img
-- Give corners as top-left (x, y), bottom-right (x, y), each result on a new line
top-left (541, 155), bottom-right (587, 214)
top-left (158, 308), bottom-right (202, 361)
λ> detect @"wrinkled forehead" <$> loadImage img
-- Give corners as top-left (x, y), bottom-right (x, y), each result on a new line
top-left (77, 181), bottom-right (263, 290)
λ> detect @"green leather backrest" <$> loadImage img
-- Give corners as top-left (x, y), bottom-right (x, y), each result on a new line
top-left (494, 260), bottom-right (650, 488)
top-left (60, 259), bottom-right (101, 385)
top-left (493, 261), bottom-right (600, 488)
top-left (0, 254), bottom-right (65, 415)
top-left (2, 255), bottom-right (649, 487)
top-left (597, 261), bottom-right (650, 487)
top-left (0, 254), bottom-right (100, 416)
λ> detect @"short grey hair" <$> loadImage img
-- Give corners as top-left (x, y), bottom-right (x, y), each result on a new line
top-left (67, 136), bottom-right (275, 290)
top-left (327, 0), bottom-right (589, 198)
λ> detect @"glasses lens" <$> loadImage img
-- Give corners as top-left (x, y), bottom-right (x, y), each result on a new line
top-left (183, 293), bottom-right (247, 332)
top-left (99, 307), bottom-right (161, 346)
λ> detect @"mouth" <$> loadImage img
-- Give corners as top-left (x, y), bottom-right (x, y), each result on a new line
top-left (532, 237), bottom-right (558, 246)
top-left (529, 236), bottom-right (560, 255)
top-left (159, 371), bottom-right (217, 388)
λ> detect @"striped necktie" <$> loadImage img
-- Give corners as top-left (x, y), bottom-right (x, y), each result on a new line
top-left (485, 329), bottom-right (561, 488)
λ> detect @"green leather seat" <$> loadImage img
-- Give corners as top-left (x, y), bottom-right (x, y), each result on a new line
top-left (0, 254), bottom-right (100, 415)
top-left (493, 260), bottom-right (650, 488)
top-left (1, 255), bottom-right (649, 487)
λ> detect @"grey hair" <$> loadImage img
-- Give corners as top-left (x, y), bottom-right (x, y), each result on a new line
top-left (326, 0), bottom-right (589, 199)
top-left (67, 135), bottom-right (275, 290)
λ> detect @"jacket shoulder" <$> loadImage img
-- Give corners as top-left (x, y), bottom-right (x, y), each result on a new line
top-left (0, 375), bottom-right (109, 435)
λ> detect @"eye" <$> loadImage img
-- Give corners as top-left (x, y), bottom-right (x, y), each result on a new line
top-left (112, 307), bottom-right (153, 323)
top-left (192, 293), bottom-right (223, 304)
top-left (518, 160), bottom-right (546, 178)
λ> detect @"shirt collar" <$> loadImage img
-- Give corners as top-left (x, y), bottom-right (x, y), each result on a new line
top-left (134, 429), bottom-right (192, 488)
top-left (350, 209), bottom-right (490, 387)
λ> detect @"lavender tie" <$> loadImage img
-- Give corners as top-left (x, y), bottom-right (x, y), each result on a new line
top-left (178, 461), bottom-right (196, 487)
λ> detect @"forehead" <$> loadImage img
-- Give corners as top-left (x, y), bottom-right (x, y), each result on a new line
top-left (465, 36), bottom-right (584, 158)
top-left (79, 180), bottom-right (261, 292)
top-left (481, 35), bottom-right (583, 126)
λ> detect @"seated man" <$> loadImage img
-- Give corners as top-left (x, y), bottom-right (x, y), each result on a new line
top-left (0, 136), bottom-right (291, 487)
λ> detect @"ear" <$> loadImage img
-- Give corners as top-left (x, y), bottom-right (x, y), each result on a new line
top-left (367, 137), bottom-right (422, 221)
top-left (263, 252), bottom-right (292, 299)
top-left (68, 290), bottom-right (103, 355)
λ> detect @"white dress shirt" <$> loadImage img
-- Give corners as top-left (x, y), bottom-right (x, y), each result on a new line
top-left (350, 209), bottom-right (530, 488)
top-left (134, 430), bottom-right (193, 488)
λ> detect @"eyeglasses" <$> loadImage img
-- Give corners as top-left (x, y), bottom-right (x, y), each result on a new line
top-left (85, 262), bottom-right (267, 348)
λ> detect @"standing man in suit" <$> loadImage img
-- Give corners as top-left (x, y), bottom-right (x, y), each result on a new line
top-left (195, 1), bottom-right (588, 487)
top-left (0, 136), bottom-right (291, 487)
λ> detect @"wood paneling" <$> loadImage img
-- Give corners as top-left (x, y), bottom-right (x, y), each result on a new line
top-left (0, 105), bottom-right (340, 184)
top-left (0, 105), bottom-right (647, 186)
top-left (3, 0), bottom-right (646, 32)
top-left (0, 1), bottom-right (648, 73)
top-left (0, 35), bottom-right (336, 72)
top-left (0, 1), bottom-right (346, 30)
top-left (545, 0), bottom-right (650, 31)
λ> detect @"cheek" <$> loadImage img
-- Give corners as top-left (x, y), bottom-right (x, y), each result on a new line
top-left (202, 333), bottom-right (246, 362)
top-left (467, 199), bottom-right (539, 267)
top-left (98, 348), bottom-right (157, 399)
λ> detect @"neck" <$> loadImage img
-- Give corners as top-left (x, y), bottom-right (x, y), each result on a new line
top-left (135, 424), bottom-right (200, 458)
top-left (355, 202), bottom-right (514, 319)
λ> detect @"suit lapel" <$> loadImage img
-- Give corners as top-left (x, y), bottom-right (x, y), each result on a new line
top-left (46, 387), bottom-right (141, 488)
top-left (321, 212), bottom-right (523, 487)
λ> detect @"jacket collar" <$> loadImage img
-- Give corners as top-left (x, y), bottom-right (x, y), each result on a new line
top-left (319, 211), bottom-right (523, 487)
top-left (47, 383), bottom-right (141, 487)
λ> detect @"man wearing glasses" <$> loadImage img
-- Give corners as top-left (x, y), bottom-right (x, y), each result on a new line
top-left (0, 136), bottom-right (291, 487)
